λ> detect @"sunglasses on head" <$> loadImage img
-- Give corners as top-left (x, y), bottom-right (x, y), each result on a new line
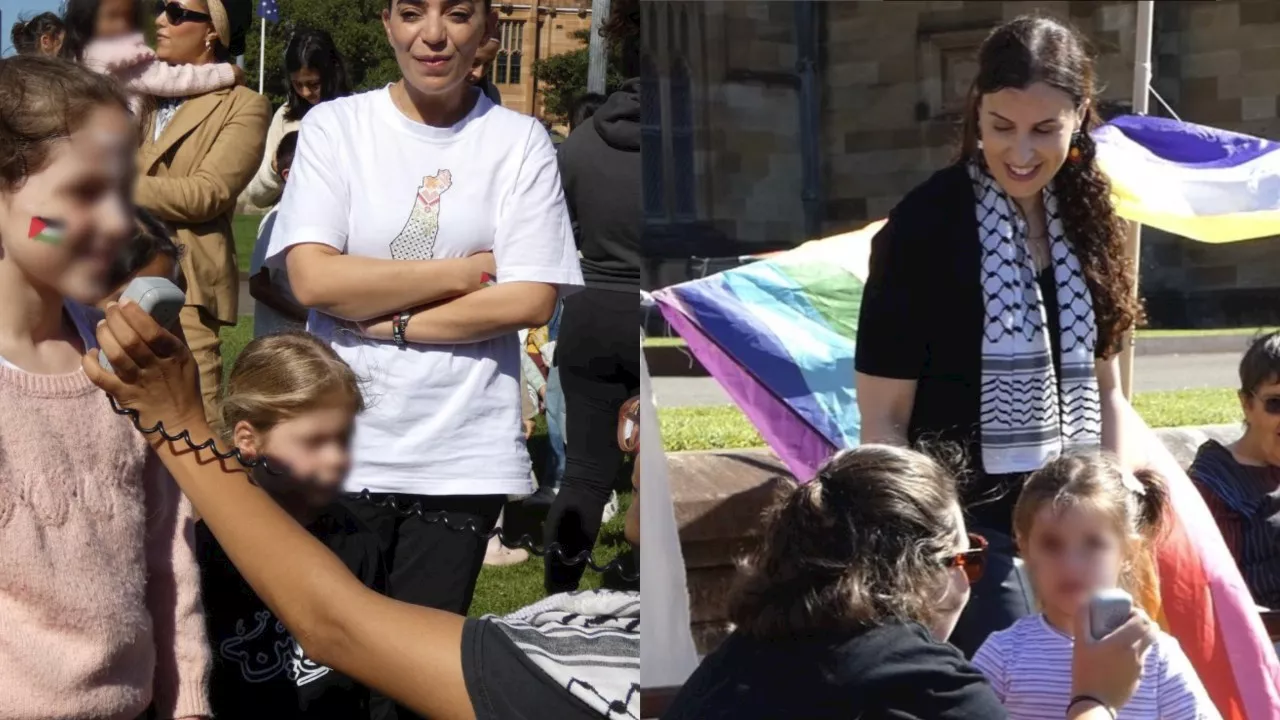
top-left (943, 532), bottom-right (988, 585)
top-left (155, 0), bottom-right (212, 25)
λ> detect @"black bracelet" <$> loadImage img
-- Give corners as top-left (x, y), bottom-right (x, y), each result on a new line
top-left (392, 310), bottom-right (411, 348)
top-left (1067, 695), bottom-right (1115, 719)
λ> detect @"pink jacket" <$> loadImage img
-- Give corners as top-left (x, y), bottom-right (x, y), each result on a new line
top-left (83, 33), bottom-right (236, 112)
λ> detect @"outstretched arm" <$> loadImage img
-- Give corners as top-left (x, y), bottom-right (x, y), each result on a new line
top-left (84, 302), bottom-right (478, 720)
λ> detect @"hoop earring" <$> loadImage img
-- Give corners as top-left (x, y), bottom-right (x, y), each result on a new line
top-left (1068, 132), bottom-right (1083, 163)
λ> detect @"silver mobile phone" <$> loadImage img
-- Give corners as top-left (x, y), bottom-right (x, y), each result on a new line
top-left (1088, 588), bottom-right (1134, 641)
top-left (98, 276), bottom-right (187, 373)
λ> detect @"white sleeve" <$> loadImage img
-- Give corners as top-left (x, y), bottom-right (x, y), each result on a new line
top-left (266, 109), bottom-right (349, 269)
top-left (493, 122), bottom-right (583, 291)
top-left (1155, 635), bottom-right (1221, 720)
top-left (969, 633), bottom-right (1008, 703)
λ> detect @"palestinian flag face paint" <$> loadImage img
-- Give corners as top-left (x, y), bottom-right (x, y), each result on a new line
top-left (28, 216), bottom-right (66, 246)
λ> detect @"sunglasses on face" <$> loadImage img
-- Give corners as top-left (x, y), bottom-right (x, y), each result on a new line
top-left (943, 532), bottom-right (988, 585)
top-left (1251, 393), bottom-right (1280, 415)
top-left (155, 0), bottom-right (212, 25)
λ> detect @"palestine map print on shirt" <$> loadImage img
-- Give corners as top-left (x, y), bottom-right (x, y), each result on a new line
top-left (390, 169), bottom-right (453, 259)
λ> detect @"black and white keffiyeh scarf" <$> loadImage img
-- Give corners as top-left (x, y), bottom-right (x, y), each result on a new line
top-left (968, 161), bottom-right (1101, 474)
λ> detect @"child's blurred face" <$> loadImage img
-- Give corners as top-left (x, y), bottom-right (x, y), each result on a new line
top-left (0, 105), bottom-right (134, 304)
top-left (96, 0), bottom-right (139, 39)
top-left (236, 403), bottom-right (355, 509)
top-left (1021, 504), bottom-right (1126, 617)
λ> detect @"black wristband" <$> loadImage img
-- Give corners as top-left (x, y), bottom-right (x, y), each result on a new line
top-left (392, 310), bottom-right (411, 348)
top-left (1067, 695), bottom-right (1115, 719)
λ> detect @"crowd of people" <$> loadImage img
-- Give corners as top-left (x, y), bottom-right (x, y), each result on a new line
top-left (1, 0), bottom-right (640, 718)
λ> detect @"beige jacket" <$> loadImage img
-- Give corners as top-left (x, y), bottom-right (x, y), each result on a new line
top-left (136, 85), bottom-right (271, 325)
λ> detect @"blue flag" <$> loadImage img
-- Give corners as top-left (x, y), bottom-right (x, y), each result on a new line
top-left (258, 0), bottom-right (279, 22)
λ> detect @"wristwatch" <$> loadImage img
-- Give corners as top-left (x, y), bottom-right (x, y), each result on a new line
top-left (392, 310), bottom-right (412, 348)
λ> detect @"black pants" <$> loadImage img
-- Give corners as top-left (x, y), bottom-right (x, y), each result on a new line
top-left (947, 526), bottom-right (1035, 658)
top-left (346, 493), bottom-right (506, 614)
top-left (544, 288), bottom-right (640, 593)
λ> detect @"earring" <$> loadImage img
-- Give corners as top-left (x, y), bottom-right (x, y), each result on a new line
top-left (977, 138), bottom-right (984, 150)
top-left (1068, 132), bottom-right (1083, 162)
top-left (205, 39), bottom-right (212, 50)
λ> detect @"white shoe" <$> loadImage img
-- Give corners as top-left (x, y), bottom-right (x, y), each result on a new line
top-left (600, 491), bottom-right (619, 525)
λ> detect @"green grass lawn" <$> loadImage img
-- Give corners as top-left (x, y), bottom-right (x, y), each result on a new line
top-left (232, 214), bottom-right (260, 272)
top-left (218, 317), bottom-right (631, 617)
top-left (656, 388), bottom-right (1241, 453)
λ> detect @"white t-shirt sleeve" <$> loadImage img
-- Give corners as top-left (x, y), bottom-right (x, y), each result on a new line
top-left (493, 122), bottom-right (583, 291)
top-left (1155, 635), bottom-right (1221, 720)
top-left (970, 630), bottom-right (1009, 703)
top-left (266, 109), bottom-right (349, 269)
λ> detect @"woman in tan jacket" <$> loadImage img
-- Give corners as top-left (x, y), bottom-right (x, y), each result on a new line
top-left (134, 0), bottom-right (269, 422)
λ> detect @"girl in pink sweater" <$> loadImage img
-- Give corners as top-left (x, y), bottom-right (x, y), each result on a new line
top-left (61, 0), bottom-right (241, 114)
top-left (0, 56), bottom-right (211, 720)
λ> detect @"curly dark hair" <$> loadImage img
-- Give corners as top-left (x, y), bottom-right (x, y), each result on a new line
top-left (728, 445), bottom-right (964, 640)
top-left (958, 14), bottom-right (1143, 358)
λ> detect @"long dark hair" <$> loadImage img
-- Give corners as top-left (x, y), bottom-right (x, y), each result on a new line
top-left (729, 445), bottom-right (963, 640)
top-left (11, 12), bottom-right (65, 55)
top-left (59, 0), bottom-right (146, 62)
top-left (283, 29), bottom-right (352, 122)
top-left (958, 15), bottom-right (1143, 357)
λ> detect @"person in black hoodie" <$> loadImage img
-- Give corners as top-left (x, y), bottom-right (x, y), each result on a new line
top-left (543, 0), bottom-right (642, 594)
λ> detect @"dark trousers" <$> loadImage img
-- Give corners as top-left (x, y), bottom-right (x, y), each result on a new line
top-left (544, 288), bottom-right (640, 593)
top-left (346, 493), bottom-right (506, 614)
top-left (947, 526), bottom-right (1035, 658)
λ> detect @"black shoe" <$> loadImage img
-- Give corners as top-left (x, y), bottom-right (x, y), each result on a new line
top-left (522, 485), bottom-right (559, 509)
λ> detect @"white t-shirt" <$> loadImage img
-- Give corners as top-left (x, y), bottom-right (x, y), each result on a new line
top-left (267, 86), bottom-right (583, 496)
top-left (972, 614), bottom-right (1219, 720)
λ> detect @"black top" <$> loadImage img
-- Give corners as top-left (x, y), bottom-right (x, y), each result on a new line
top-left (557, 79), bottom-right (640, 291)
top-left (664, 621), bottom-right (1006, 720)
top-left (854, 163), bottom-right (1094, 536)
top-left (197, 502), bottom-right (389, 720)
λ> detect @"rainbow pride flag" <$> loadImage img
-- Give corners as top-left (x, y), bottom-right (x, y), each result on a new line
top-left (652, 115), bottom-right (1280, 718)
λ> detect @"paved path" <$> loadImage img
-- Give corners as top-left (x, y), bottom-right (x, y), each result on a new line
top-left (653, 352), bottom-right (1242, 408)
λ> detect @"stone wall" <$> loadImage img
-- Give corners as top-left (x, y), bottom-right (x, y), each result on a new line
top-left (669, 425), bottom-right (1243, 656)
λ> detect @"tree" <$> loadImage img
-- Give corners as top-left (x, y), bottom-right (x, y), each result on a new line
top-left (531, 29), bottom-right (624, 123)
top-left (242, 0), bottom-right (397, 108)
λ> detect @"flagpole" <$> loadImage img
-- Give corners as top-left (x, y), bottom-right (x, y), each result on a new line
top-left (1120, 0), bottom-right (1153, 401)
top-left (258, 17), bottom-right (266, 94)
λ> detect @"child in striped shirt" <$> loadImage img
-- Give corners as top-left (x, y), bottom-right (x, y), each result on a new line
top-left (973, 453), bottom-right (1220, 720)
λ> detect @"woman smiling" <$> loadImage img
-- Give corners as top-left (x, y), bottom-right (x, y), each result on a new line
top-left (266, 0), bottom-right (581, 623)
top-left (853, 15), bottom-right (1143, 657)
top-left (133, 0), bottom-right (270, 424)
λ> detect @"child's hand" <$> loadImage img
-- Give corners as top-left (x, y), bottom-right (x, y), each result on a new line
top-left (523, 419), bottom-right (536, 440)
top-left (1070, 605), bottom-right (1158, 712)
top-left (83, 301), bottom-right (205, 435)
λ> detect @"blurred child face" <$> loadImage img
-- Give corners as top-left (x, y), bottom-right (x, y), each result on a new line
top-left (235, 403), bottom-right (355, 510)
top-left (1021, 505), bottom-right (1126, 618)
top-left (96, 0), bottom-right (139, 39)
top-left (0, 105), bottom-right (134, 304)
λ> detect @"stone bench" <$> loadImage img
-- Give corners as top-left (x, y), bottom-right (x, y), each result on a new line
top-left (668, 424), bottom-right (1245, 657)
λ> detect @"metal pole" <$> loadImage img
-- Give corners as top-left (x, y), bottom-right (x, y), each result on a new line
top-left (258, 17), bottom-right (266, 94)
top-left (1120, 0), bottom-right (1154, 400)
top-left (586, 0), bottom-right (610, 94)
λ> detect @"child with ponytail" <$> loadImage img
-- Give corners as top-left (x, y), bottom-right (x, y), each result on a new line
top-left (972, 453), bottom-right (1218, 719)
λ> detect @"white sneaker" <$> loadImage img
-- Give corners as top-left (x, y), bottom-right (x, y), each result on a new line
top-left (600, 491), bottom-right (619, 525)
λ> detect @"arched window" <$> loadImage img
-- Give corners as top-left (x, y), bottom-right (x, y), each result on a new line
top-left (641, 53), bottom-right (666, 223)
top-left (492, 20), bottom-right (524, 84)
top-left (670, 58), bottom-right (695, 221)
